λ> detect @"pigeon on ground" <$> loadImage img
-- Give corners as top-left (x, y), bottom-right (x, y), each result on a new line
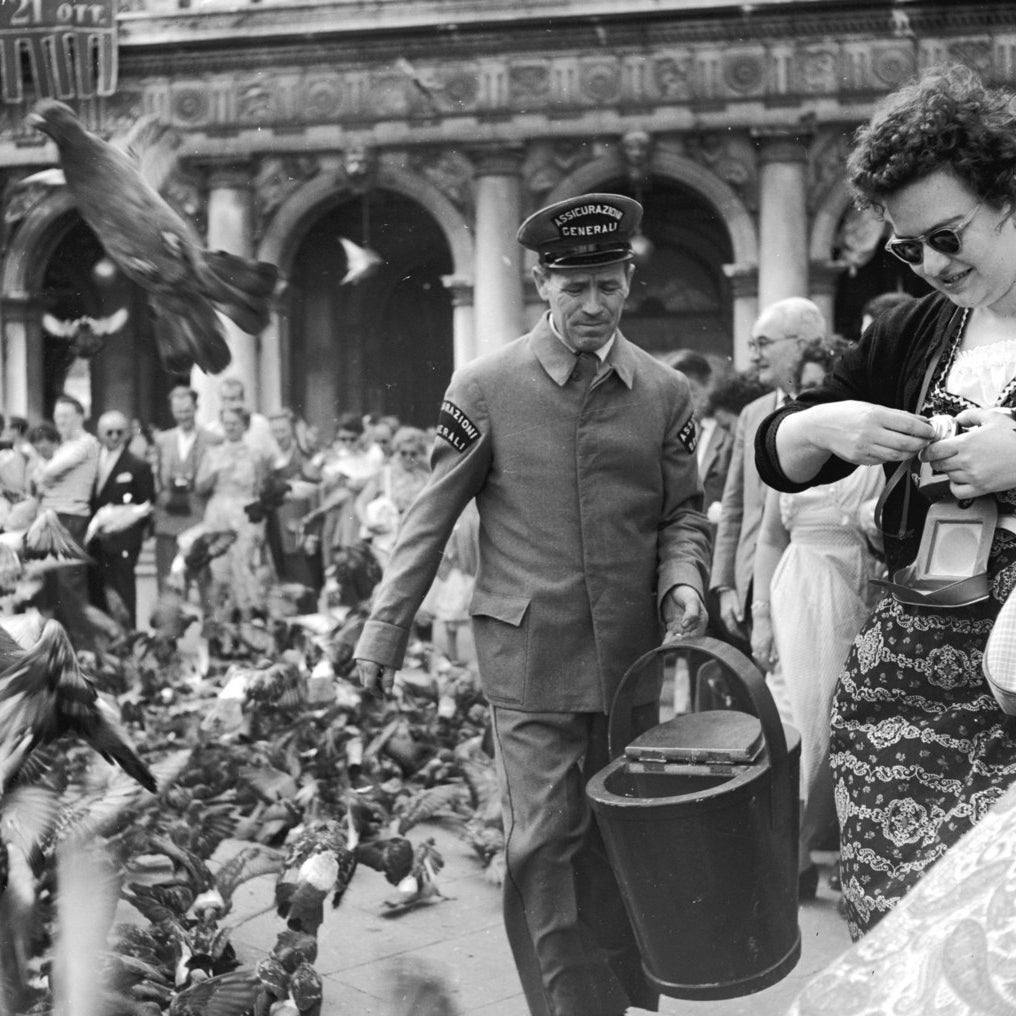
top-left (26, 100), bottom-right (279, 376)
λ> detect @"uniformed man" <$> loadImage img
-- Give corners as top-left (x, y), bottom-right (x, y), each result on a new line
top-left (355, 193), bottom-right (711, 1016)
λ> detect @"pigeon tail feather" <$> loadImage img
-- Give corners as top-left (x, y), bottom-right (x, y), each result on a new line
top-left (151, 292), bottom-right (232, 375)
top-left (198, 250), bottom-right (278, 335)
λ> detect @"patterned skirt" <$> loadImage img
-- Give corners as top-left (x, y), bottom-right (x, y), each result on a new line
top-left (832, 532), bottom-right (1016, 940)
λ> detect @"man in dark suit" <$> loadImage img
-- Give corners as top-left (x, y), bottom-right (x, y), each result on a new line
top-left (90, 409), bottom-right (155, 627)
top-left (355, 193), bottom-right (711, 1016)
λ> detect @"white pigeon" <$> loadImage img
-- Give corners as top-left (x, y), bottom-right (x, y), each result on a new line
top-left (338, 236), bottom-right (383, 285)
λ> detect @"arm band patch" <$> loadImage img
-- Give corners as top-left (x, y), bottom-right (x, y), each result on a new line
top-left (436, 400), bottom-right (481, 453)
top-left (678, 416), bottom-right (697, 454)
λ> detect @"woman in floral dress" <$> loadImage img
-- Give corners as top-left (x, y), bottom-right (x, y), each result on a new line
top-left (755, 65), bottom-right (1016, 938)
top-left (195, 406), bottom-right (273, 621)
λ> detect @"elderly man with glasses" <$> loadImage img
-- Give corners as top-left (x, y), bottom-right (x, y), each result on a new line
top-left (710, 297), bottom-right (827, 658)
top-left (89, 408), bottom-right (155, 627)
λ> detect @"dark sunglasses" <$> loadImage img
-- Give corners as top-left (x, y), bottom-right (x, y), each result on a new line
top-left (884, 202), bottom-right (981, 266)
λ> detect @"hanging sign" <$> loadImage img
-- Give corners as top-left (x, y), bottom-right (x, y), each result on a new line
top-left (0, 0), bottom-right (117, 103)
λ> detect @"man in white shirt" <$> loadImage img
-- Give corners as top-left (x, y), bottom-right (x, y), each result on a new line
top-left (36, 394), bottom-right (99, 637)
top-left (152, 386), bottom-right (221, 588)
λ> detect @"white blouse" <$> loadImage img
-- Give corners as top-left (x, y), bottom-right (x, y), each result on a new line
top-left (947, 338), bottom-right (1016, 406)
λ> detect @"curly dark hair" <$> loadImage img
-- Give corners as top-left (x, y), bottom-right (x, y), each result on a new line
top-left (847, 63), bottom-right (1016, 214)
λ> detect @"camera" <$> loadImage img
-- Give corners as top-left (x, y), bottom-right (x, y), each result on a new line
top-left (917, 414), bottom-right (965, 500)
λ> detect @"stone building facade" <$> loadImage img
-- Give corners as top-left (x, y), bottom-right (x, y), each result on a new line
top-left (0, 0), bottom-right (1011, 431)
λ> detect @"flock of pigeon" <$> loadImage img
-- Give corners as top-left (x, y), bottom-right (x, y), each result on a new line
top-left (0, 511), bottom-right (503, 1016)
top-left (0, 95), bottom-right (476, 1016)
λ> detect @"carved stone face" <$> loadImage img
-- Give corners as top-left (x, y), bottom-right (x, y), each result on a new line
top-left (621, 130), bottom-right (651, 169)
top-left (344, 145), bottom-right (372, 181)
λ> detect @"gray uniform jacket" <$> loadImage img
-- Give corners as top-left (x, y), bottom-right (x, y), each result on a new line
top-left (355, 314), bottom-right (712, 713)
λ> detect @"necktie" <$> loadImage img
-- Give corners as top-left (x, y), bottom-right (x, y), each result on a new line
top-left (572, 351), bottom-right (599, 389)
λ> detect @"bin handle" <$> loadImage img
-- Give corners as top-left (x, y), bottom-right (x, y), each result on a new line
top-left (607, 637), bottom-right (792, 828)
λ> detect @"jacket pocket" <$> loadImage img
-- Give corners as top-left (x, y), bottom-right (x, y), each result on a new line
top-left (469, 590), bottom-right (530, 705)
top-left (469, 589), bottom-right (530, 625)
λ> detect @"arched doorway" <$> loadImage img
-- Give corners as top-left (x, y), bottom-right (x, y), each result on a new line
top-left (286, 190), bottom-right (454, 435)
top-left (592, 177), bottom-right (734, 360)
top-left (39, 215), bottom-right (184, 427)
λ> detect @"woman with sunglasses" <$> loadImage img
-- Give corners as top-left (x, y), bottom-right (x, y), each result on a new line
top-left (755, 64), bottom-right (1016, 939)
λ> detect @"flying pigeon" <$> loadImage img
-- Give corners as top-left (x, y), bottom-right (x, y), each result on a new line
top-left (0, 617), bottom-right (157, 793)
top-left (26, 100), bottom-right (279, 376)
top-left (41, 306), bottom-right (129, 359)
top-left (338, 236), bottom-right (383, 285)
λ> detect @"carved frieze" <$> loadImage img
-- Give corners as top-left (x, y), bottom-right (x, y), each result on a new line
top-left (652, 54), bottom-right (695, 101)
top-left (407, 148), bottom-right (475, 216)
top-left (722, 52), bottom-right (767, 96)
top-left (869, 45), bottom-right (917, 88)
top-left (509, 64), bottom-right (552, 109)
top-left (521, 139), bottom-right (598, 198)
top-left (685, 130), bottom-right (759, 211)
top-left (252, 155), bottom-right (321, 239)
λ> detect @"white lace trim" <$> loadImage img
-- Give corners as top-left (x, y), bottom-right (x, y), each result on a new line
top-left (946, 338), bottom-right (1016, 406)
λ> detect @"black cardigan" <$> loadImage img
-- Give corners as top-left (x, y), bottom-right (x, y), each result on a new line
top-left (754, 292), bottom-right (965, 574)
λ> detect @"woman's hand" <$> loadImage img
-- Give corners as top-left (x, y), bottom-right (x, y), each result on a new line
top-left (787, 401), bottom-right (936, 466)
top-left (922, 408), bottom-right (1016, 499)
top-left (755, 609), bottom-right (776, 674)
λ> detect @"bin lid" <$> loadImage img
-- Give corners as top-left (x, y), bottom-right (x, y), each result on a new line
top-left (624, 710), bottom-right (764, 765)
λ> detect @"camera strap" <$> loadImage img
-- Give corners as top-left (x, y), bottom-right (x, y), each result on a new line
top-left (873, 307), bottom-right (964, 540)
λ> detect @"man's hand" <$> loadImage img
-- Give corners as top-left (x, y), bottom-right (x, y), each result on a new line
top-left (355, 658), bottom-right (396, 698)
top-left (922, 408), bottom-right (1016, 500)
top-left (717, 588), bottom-right (745, 640)
top-left (662, 585), bottom-right (707, 641)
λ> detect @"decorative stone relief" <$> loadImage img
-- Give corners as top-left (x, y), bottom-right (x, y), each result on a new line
top-left (338, 144), bottom-right (377, 194)
top-left (685, 130), bottom-right (759, 211)
top-left (236, 78), bottom-right (275, 125)
top-left (796, 49), bottom-right (839, 94)
top-left (723, 53), bottom-right (766, 96)
top-left (809, 127), bottom-right (853, 211)
top-left (580, 61), bottom-right (621, 103)
top-left (408, 148), bottom-right (475, 216)
top-left (621, 129), bottom-right (652, 189)
top-left (947, 39), bottom-right (993, 79)
top-left (870, 45), bottom-right (916, 88)
top-left (171, 85), bottom-right (211, 126)
top-left (509, 64), bottom-right (552, 108)
top-left (521, 139), bottom-right (597, 197)
top-left (652, 54), bottom-right (694, 101)
top-left (253, 155), bottom-right (321, 238)
top-left (303, 75), bottom-right (345, 121)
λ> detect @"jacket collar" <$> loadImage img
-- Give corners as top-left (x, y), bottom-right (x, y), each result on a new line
top-left (529, 312), bottom-right (635, 390)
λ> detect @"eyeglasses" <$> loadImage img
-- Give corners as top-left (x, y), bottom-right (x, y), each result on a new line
top-left (102, 429), bottom-right (124, 437)
top-left (884, 202), bottom-right (982, 266)
top-left (336, 435), bottom-right (357, 444)
top-left (748, 335), bottom-right (800, 353)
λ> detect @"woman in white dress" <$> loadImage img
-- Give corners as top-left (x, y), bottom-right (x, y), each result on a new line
top-left (752, 346), bottom-right (885, 899)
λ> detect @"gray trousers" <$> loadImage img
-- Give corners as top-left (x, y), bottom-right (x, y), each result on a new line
top-left (490, 702), bottom-right (660, 1016)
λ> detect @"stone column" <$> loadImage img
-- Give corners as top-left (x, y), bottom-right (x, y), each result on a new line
top-left (442, 275), bottom-right (475, 371)
top-left (191, 161), bottom-right (260, 425)
top-left (2, 296), bottom-right (44, 419)
top-left (753, 129), bottom-right (811, 311)
top-left (722, 265), bottom-right (760, 371)
top-left (471, 148), bottom-right (524, 357)
top-left (809, 260), bottom-right (846, 339)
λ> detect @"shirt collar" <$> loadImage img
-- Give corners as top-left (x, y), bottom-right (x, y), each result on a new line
top-left (532, 313), bottom-right (635, 389)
